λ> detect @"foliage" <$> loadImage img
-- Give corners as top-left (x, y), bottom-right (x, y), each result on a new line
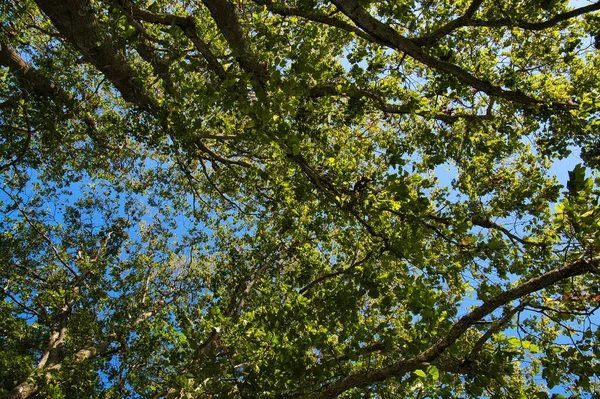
top-left (1, 0), bottom-right (600, 397)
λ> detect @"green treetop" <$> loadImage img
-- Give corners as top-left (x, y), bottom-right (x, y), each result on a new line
top-left (1, 0), bottom-right (600, 397)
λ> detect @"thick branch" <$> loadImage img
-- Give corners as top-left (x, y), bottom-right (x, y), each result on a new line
top-left (9, 382), bottom-right (38, 399)
top-left (33, 0), bottom-right (158, 112)
top-left (302, 256), bottom-right (599, 398)
top-left (180, 25), bottom-right (229, 79)
top-left (329, 0), bottom-right (575, 110)
top-left (303, 358), bottom-right (433, 399)
top-left (465, 3), bottom-right (600, 31)
top-left (0, 40), bottom-right (71, 102)
top-left (416, 256), bottom-right (599, 362)
top-left (114, 0), bottom-right (228, 79)
top-left (31, 0), bottom-right (249, 166)
top-left (201, 0), bottom-right (267, 85)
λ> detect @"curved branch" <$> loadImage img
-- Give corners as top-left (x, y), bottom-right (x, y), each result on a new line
top-left (421, 212), bottom-right (548, 248)
top-left (0, 40), bottom-right (99, 135)
top-left (301, 255), bottom-right (599, 398)
top-left (412, 1), bottom-right (600, 46)
top-left (115, 0), bottom-right (229, 79)
top-left (0, 124), bottom-right (33, 173)
top-left (309, 84), bottom-right (493, 123)
top-left (416, 255), bottom-right (599, 363)
top-left (470, 216), bottom-right (548, 248)
top-left (252, 0), bottom-right (385, 46)
top-left (329, 0), bottom-right (576, 110)
top-left (412, 0), bottom-right (485, 46)
top-left (299, 250), bottom-right (376, 295)
top-left (192, 136), bottom-right (251, 167)
top-left (465, 2), bottom-right (600, 31)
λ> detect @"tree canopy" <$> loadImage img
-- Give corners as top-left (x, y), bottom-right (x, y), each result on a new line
top-left (1, 0), bottom-right (600, 397)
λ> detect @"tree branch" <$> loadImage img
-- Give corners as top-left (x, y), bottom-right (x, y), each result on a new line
top-left (252, 0), bottom-right (385, 46)
top-left (299, 250), bottom-right (375, 295)
top-left (301, 255), bottom-right (599, 398)
top-left (15, 204), bottom-right (78, 277)
top-left (192, 137), bottom-right (251, 167)
top-left (201, 0), bottom-right (268, 86)
top-left (0, 40), bottom-right (71, 102)
top-left (10, 309), bottom-right (157, 399)
top-left (465, 2), bottom-right (600, 31)
top-left (114, 0), bottom-right (229, 79)
top-left (2, 285), bottom-right (42, 319)
top-left (470, 216), bottom-right (548, 248)
top-left (467, 301), bottom-right (528, 362)
top-left (0, 40), bottom-right (99, 135)
top-left (412, 0), bottom-right (485, 46)
top-left (329, 0), bottom-right (576, 110)
top-left (416, 255), bottom-right (599, 362)
top-left (33, 0), bottom-right (159, 112)
top-left (309, 84), bottom-right (493, 123)
top-left (0, 124), bottom-right (33, 173)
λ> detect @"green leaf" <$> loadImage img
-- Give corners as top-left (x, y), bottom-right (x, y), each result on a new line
top-left (567, 164), bottom-right (587, 194)
top-left (414, 369), bottom-right (427, 378)
top-left (2, 1), bottom-right (599, 397)
top-left (427, 365), bottom-right (439, 380)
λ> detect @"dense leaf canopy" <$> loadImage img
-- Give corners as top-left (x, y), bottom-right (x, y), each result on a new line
top-left (2, 0), bottom-right (600, 397)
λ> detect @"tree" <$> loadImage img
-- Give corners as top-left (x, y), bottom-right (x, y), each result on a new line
top-left (1, 0), bottom-right (600, 397)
